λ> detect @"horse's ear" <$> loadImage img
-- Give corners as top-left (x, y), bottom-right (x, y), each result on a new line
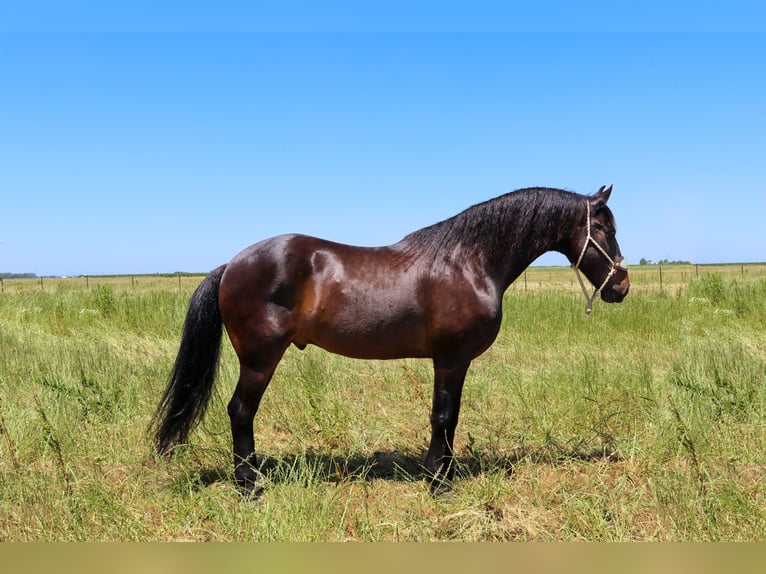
top-left (592, 184), bottom-right (613, 205)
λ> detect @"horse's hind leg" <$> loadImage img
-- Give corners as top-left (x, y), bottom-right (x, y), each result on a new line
top-left (227, 344), bottom-right (287, 496)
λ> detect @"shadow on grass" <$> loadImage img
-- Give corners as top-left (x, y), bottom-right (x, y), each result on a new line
top-left (179, 444), bottom-right (623, 492)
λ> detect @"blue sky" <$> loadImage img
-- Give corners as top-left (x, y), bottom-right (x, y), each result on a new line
top-left (2, 4), bottom-right (765, 275)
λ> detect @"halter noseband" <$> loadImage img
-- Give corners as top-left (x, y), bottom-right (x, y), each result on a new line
top-left (572, 201), bottom-right (625, 316)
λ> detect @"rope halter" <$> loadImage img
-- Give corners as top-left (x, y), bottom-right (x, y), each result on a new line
top-left (572, 200), bottom-right (626, 317)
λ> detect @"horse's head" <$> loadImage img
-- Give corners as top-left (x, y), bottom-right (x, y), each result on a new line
top-left (568, 185), bottom-right (630, 311)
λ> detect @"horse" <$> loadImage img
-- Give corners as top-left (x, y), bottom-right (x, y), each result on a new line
top-left (152, 185), bottom-right (630, 496)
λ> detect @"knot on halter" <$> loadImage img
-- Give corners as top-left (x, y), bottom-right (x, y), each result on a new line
top-left (572, 201), bottom-right (625, 316)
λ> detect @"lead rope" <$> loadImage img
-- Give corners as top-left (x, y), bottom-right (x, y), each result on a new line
top-left (572, 201), bottom-right (622, 317)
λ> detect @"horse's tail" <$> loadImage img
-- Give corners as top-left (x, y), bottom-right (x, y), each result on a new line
top-left (152, 264), bottom-right (227, 455)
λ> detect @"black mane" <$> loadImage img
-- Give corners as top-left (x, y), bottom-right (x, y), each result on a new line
top-left (396, 187), bottom-right (587, 265)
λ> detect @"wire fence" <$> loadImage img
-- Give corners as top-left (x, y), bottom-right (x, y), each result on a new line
top-left (2, 264), bottom-right (765, 295)
top-left (0, 274), bottom-right (207, 294)
top-left (506, 263), bottom-right (766, 295)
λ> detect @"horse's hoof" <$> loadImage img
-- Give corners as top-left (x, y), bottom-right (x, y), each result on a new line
top-left (428, 477), bottom-right (454, 498)
top-left (236, 475), bottom-right (266, 500)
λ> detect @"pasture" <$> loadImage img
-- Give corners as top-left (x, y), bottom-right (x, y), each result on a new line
top-left (1, 264), bottom-right (764, 540)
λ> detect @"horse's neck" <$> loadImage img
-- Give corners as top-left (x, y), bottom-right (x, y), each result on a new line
top-left (488, 205), bottom-right (575, 291)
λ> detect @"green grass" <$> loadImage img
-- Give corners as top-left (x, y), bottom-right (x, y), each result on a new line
top-left (0, 267), bottom-right (765, 540)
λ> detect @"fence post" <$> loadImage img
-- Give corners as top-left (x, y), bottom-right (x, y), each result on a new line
top-left (659, 264), bottom-right (663, 292)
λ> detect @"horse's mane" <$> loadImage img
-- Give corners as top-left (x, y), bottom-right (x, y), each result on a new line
top-left (396, 187), bottom-right (587, 265)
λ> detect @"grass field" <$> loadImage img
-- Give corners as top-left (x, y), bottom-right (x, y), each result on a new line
top-left (1, 264), bottom-right (764, 541)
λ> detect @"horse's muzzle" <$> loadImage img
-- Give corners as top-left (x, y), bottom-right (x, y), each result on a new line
top-left (601, 272), bottom-right (630, 303)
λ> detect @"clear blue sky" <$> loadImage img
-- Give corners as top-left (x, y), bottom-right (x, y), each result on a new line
top-left (2, 3), bottom-right (765, 275)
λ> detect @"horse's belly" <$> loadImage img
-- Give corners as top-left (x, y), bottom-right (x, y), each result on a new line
top-left (295, 304), bottom-right (430, 360)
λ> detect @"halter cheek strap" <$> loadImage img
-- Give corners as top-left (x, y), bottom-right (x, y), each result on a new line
top-left (572, 201), bottom-right (625, 316)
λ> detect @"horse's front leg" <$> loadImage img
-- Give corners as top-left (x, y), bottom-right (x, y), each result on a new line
top-left (423, 358), bottom-right (470, 494)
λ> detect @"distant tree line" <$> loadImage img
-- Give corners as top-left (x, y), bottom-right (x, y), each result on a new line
top-left (638, 258), bottom-right (692, 265)
top-left (0, 272), bottom-right (37, 279)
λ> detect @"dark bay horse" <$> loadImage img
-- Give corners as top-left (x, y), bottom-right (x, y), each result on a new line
top-left (153, 185), bottom-right (630, 495)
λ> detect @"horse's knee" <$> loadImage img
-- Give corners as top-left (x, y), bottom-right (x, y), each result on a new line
top-left (430, 408), bottom-right (456, 431)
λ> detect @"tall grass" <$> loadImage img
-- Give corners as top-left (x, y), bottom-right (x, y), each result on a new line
top-left (0, 269), bottom-right (764, 540)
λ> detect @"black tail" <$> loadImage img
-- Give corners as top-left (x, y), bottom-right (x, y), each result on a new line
top-left (152, 265), bottom-right (227, 455)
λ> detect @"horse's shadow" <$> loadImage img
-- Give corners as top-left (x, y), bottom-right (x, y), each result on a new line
top-left (188, 450), bottom-right (426, 490)
top-left (187, 445), bottom-right (622, 491)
